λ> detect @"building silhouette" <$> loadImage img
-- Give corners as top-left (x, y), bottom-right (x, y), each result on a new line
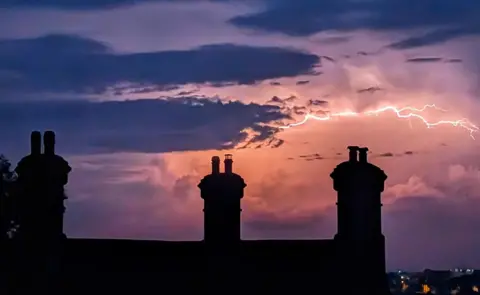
top-left (4, 131), bottom-right (71, 294)
top-left (333, 146), bottom-right (389, 295)
top-left (2, 132), bottom-right (391, 295)
top-left (199, 154), bottom-right (245, 245)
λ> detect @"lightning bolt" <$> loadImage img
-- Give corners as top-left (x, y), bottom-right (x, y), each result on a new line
top-left (279, 104), bottom-right (479, 139)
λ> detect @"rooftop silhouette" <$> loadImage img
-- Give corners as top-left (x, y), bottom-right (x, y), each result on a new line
top-left (0, 132), bottom-right (391, 295)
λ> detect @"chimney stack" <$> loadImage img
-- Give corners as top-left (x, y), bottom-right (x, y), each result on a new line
top-left (30, 131), bottom-right (41, 155)
top-left (43, 130), bottom-right (56, 155)
top-left (211, 156), bottom-right (220, 174)
top-left (358, 147), bottom-right (369, 163)
top-left (224, 154), bottom-right (233, 174)
top-left (347, 146), bottom-right (359, 162)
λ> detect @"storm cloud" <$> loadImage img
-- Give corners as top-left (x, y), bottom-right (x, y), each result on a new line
top-left (0, 0), bottom-right (204, 9)
top-left (0, 96), bottom-right (288, 157)
top-left (230, 0), bottom-right (480, 48)
top-left (0, 34), bottom-right (320, 95)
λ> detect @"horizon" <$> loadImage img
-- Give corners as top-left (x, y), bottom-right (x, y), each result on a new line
top-left (2, 0), bottom-right (480, 271)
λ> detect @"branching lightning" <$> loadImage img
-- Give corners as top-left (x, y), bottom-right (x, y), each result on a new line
top-left (279, 104), bottom-right (480, 139)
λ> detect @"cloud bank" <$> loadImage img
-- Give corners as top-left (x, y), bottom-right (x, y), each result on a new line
top-left (0, 34), bottom-right (320, 95)
top-left (0, 97), bottom-right (287, 156)
top-left (230, 0), bottom-right (480, 49)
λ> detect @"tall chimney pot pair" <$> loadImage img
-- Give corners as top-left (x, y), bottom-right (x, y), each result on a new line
top-left (348, 146), bottom-right (369, 163)
top-left (211, 154), bottom-right (234, 174)
top-left (30, 130), bottom-right (56, 155)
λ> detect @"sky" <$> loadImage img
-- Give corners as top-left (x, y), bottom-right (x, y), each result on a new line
top-left (2, 0), bottom-right (480, 271)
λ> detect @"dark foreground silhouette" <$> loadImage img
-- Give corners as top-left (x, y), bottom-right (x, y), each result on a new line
top-left (0, 132), bottom-right (391, 295)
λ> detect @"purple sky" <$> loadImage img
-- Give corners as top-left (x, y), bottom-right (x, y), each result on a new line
top-left (2, 0), bottom-right (480, 271)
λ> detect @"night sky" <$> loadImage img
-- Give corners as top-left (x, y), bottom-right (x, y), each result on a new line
top-left (2, 0), bottom-right (480, 270)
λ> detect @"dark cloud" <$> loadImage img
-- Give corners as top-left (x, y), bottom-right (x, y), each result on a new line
top-left (247, 125), bottom-right (281, 143)
top-left (237, 125), bottom-right (285, 149)
top-left (0, 0), bottom-right (142, 9)
top-left (0, 0), bottom-right (222, 9)
top-left (406, 57), bottom-right (444, 63)
top-left (266, 96), bottom-right (284, 105)
top-left (0, 34), bottom-right (320, 95)
top-left (296, 80), bottom-right (310, 85)
top-left (307, 99), bottom-right (328, 106)
top-left (266, 96), bottom-right (305, 119)
top-left (370, 150), bottom-right (418, 158)
top-left (373, 151), bottom-right (420, 158)
top-left (320, 55), bottom-right (336, 63)
top-left (357, 86), bottom-right (383, 94)
top-left (0, 96), bottom-right (288, 157)
top-left (445, 58), bottom-right (463, 63)
top-left (292, 106), bottom-right (307, 115)
top-left (230, 0), bottom-right (480, 48)
top-left (271, 139), bottom-right (285, 148)
top-left (284, 95), bottom-right (297, 103)
top-left (113, 85), bottom-right (181, 96)
top-left (176, 89), bottom-right (199, 96)
top-left (266, 95), bottom-right (298, 106)
top-left (270, 81), bottom-right (282, 86)
top-left (250, 138), bottom-right (285, 149)
top-left (299, 153), bottom-right (324, 161)
top-left (387, 27), bottom-right (480, 49)
top-left (230, 0), bottom-right (361, 36)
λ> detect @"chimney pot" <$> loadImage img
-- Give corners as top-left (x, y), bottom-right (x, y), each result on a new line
top-left (224, 154), bottom-right (233, 174)
top-left (211, 156), bottom-right (220, 174)
top-left (347, 146), bottom-right (359, 162)
top-left (30, 131), bottom-right (41, 155)
top-left (44, 130), bottom-right (56, 155)
top-left (359, 147), bottom-right (369, 163)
